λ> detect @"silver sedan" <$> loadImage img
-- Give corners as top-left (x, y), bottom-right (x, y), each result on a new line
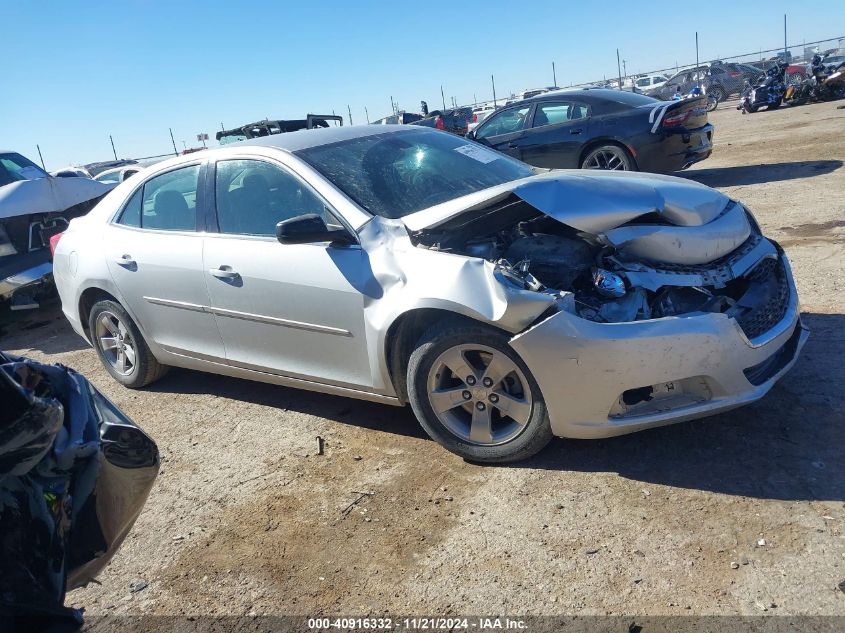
top-left (52, 126), bottom-right (807, 462)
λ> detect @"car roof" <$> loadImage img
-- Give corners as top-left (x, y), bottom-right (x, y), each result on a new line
top-left (223, 124), bottom-right (416, 153)
top-left (523, 88), bottom-right (636, 102)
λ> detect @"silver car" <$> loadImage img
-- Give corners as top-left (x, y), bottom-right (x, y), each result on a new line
top-left (52, 126), bottom-right (807, 462)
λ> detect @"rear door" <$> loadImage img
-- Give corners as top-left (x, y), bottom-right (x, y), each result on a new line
top-left (472, 105), bottom-right (532, 158)
top-left (103, 162), bottom-right (226, 361)
top-left (202, 157), bottom-right (372, 389)
top-left (517, 100), bottom-right (591, 168)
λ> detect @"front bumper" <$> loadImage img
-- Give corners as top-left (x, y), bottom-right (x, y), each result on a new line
top-left (510, 253), bottom-right (807, 439)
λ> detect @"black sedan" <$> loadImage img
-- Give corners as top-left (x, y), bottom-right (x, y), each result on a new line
top-left (467, 89), bottom-right (713, 173)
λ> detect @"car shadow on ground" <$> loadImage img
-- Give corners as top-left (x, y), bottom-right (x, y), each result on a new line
top-left (517, 312), bottom-right (844, 502)
top-left (147, 367), bottom-right (429, 440)
top-left (682, 160), bottom-right (842, 187)
top-left (147, 312), bottom-right (844, 502)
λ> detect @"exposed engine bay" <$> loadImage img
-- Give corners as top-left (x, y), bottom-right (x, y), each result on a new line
top-left (412, 195), bottom-right (788, 338)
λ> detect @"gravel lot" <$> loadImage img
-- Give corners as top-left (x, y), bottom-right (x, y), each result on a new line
top-left (3, 99), bottom-right (844, 618)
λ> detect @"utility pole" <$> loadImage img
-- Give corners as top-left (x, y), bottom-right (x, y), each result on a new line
top-left (696, 32), bottom-right (700, 69)
top-left (36, 145), bottom-right (46, 170)
top-left (440, 85), bottom-right (446, 110)
top-left (221, 122), bottom-right (225, 131)
top-left (784, 14), bottom-right (788, 59)
top-left (109, 135), bottom-right (118, 160)
top-left (169, 128), bottom-right (178, 156)
top-left (347, 104), bottom-right (353, 125)
top-left (491, 75), bottom-right (497, 106)
top-left (622, 59), bottom-right (627, 78)
top-left (365, 106), bottom-right (370, 123)
top-left (552, 61), bottom-right (557, 87)
top-left (616, 49), bottom-right (622, 90)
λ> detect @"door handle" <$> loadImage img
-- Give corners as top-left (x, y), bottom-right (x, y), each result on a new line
top-left (209, 266), bottom-right (239, 280)
top-left (507, 142), bottom-right (518, 148)
top-left (115, 254), bottom-right (136, 267)
top-left (570, 128), bottom-right (584, 135)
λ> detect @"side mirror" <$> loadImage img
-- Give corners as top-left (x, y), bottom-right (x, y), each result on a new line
top-left (275, 214), bottom-right (354, 246)
top-left (466, 129), bottom-right (476, 140)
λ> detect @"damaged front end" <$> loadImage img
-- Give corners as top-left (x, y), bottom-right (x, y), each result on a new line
top-left (406, 172), bottom-right (807, 437)
top-left (409, 172), bottom-right (787, 339)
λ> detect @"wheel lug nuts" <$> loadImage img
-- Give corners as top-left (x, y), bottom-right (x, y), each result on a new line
top-left (476, 402), bottom-right (486, 411)
top-left (462, 390), bottom-right (472, 400)
top-left (489, 394), bottom-right (499, 403)
top-left (466, 376), bottom-right (476, 386)
top-left (482, 377), bottom-right (493, 387)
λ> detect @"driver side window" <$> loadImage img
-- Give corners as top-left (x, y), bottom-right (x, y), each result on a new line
top-left (476, 106), bottom-right (530, 139)
top-left (214, 159), bottom-right (334, 236)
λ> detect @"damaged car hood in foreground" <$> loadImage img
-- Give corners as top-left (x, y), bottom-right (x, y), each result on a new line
top-left (402, 170), bottom-right (749, 265)
top-left (0, 174), bottom-right (115, 219)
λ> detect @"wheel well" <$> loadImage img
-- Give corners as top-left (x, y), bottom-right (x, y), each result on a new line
top-left (78, 287), bottom-right (120, 339)
top-left (385, 308), bottom-right (479, 403)
top-left (578, 139), bottom-right (636, 169)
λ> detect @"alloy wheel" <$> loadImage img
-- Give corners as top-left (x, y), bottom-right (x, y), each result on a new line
top-left (582, 147), bottom-right (629, 170)
top-left (95, 310), bottom-right (137, 375)
top-left (426, 344), bottom-right (533, 446)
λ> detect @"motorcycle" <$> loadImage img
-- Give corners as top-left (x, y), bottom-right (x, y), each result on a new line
top-left (738, 60), bottom-right (788, 113)
top-left (785, 54), bottom-right (845, 105)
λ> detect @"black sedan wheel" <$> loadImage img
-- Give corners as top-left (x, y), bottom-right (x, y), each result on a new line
top-left (581, 145), bottom-right (634, 171)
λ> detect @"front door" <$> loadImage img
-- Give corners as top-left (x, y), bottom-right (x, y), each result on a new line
top-left (103, 162), bottom-right (226, 361)
top-left (518, 101), bottom-right (591, 169)
top-left (202, 157), bottom-right (372, 389)
top-left (473, 105), bottom-right (532, 159)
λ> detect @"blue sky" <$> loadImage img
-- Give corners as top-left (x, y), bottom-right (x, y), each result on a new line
top-left (1, 1), bottom-right (842, 169)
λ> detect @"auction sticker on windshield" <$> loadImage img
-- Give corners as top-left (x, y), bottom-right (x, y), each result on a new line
top-left (454, 144), bottom-right (500, 163)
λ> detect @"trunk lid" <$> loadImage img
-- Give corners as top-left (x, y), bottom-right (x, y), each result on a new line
top-left (640, 96), bottom-right (709, 133)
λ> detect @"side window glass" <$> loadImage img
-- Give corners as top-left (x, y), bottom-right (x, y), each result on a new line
top-left (139, 165), bottom-right (200, 231)
top-left (476, 106), bottom-right (530, 139)
top-left (117, 187), bottom-right (142, 227)
top-left (533, 103), bottom-right (570, 127)
top-left (215, 160), bottom-right (329, 236)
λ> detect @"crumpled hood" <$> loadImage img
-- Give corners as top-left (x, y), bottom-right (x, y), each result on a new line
top-left (402, 170), bottom-right (750, 266)
top-left (0, 177), bottom-right (115, 219)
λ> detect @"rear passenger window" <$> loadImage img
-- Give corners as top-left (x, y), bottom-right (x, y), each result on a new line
top-left (215, 159), bottom-right (329, 236)
top-left (138, 165), bottom-right (200, 231)
top-left (532, 102), bottom-right (588, 128)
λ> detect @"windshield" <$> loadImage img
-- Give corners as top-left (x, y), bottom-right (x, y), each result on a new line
top-left (296, 130), bottom-right (534, 218)
top-left (0, 152), bottom-right (49, 186)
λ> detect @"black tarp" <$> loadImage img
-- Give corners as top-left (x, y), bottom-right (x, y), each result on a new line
top-left (0, 352), bottom-right (159, 630)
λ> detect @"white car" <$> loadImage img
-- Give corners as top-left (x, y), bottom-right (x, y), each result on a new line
top-left (52, 126), bottom-right (806, 462)
top-left (94, 165), bottom-right (144, 185)
top-left (631, 74), bottom-right (670, 92)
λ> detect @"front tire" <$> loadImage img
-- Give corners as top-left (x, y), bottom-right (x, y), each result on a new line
top-left (89, 299), bottom-right (167, 388)
top-left (407, 318), bottom-right (553, 463)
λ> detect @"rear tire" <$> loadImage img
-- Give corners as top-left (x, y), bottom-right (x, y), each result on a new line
top-left (88, 299), bottom-right (168, 388)
top-left (580, 144), bottom-right (634, 171)
top-left (406, 318), bottom-right (553, 463)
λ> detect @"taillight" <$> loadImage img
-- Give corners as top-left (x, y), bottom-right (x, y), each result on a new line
top-left (49, 231), bottom-right (64, 257)
top-left (436, 116), bottom-right (444, 130)
top-left (729, 71), bottom-right (741, 77)
top-left (472, 113), bottom-right (478, 122)
top-left (661, 110), bottom-right (692, 127)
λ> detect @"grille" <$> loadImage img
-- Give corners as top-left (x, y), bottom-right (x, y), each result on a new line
top-left (735, 257), bottom-right (791, 340)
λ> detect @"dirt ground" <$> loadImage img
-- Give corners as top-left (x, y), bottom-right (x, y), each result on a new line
top-left (3, 99), bottom-right (845, 619)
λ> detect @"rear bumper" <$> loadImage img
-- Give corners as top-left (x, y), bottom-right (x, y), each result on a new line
top-left (0, 260), bottom-right (53, 301)
top-left (509, 252), bottom-right (806, 439)
top-left (639, 124), bottom-right (714, 173)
